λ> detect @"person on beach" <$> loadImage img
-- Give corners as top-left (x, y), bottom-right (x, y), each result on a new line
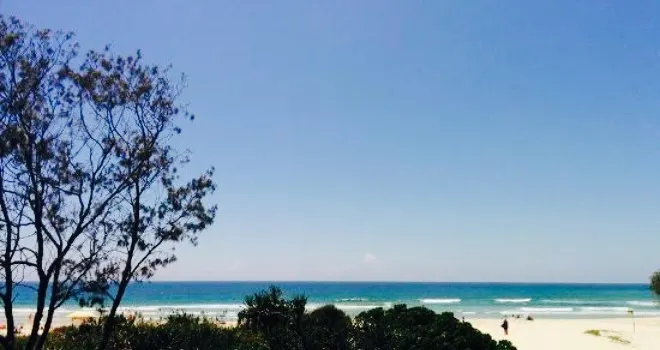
top-left (501, 318), bottom-right (509, 335)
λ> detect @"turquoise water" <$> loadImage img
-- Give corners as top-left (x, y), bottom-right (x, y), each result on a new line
top-left (4, 282), bottom-right (658, 322)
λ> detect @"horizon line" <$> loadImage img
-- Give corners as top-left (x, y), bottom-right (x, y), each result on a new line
top-left (129, 280), bottom-right (650, 285)
top-left (15, 280), bottom-right (649, 285)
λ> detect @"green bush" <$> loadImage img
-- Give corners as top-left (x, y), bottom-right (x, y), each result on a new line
top-left (651, 270), bottom-right (660, 297)
top-left (34, 287), bottom-right (516, 350)
top-left (352, 304), bottom-right (516, 350)
top-left (43, 315), bottom-right (246, 350)
top-left (303, 305), bottom-right (352, 350)
top-left (353, 307), bottom-right (389, 349)
top-left (237, 286), bottom-right (307, 349)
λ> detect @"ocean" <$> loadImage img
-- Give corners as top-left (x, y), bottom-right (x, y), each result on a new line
top-left (3, 282), bottom-right (658, 323)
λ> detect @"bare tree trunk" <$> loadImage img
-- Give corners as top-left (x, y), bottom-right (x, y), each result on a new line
top-left (0, 231), bottom-right (15, 349)
top-left (35, 267), bottom-right (61, 350)
top-left (0, 169), bottom-right (17, 350)
top-left (35, 306), bottom-right (56, 350)
top-left (98, 270), bottom-right (131, 350)
top-left (1, 287), bottom-right (15, 350)
top-left (23, 131), bottom-right (48, 350)
top-left (24, 274), bottom-right (48, 350)
top-left (99, 179), bottom-right (139, 350)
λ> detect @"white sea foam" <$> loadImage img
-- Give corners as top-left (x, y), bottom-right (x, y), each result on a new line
top-left (541, 299), bottom-right (623, 305)
top-left (117, 306), bottom-right (161, 312)
top-left (333, 304), bottom-right (383, 310)
top-left (579, 307), bottom-right (630, 313)
top-left (626, 301), bottom-right (657, 307)
top-left (302, 304), bottom-right (317, 311)
top-left (494, 298), bottom-right (531, 304)
top-left (419, 298), bottom-right (461, 304)
top-left (307, 302), bottom-right (391, 311)
top-left (11, 308), bottom-right (37, 314)
top-left (540, 299), bottom-right (577, 304)
top-left (307, 302), bottom-right (395, 311)
top-left (520, 307), bottom-right (574, 313)
top-left (116, 304), bottom-right (245, 312)
top-left (336, 298), bottom-right (369, 302)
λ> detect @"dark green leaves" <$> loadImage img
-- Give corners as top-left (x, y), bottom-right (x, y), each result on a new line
top-left (650, 271), bottom-right (660, 297)
top-left (236, 287), bottom-right (516, 350)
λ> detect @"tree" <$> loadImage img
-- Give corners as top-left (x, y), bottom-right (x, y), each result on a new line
top-left (238, 286), bottom-right (307, 350)
top-left (66, 46), bottom-right (217, 350)
top-left (302, 305), bottom-right (352, 350)
top-left (0, 16), bottom-right (215, 350)
top-left (0, 16), bottom-right (107, 350)
top-left (650, 270), bottom-right (660, 297)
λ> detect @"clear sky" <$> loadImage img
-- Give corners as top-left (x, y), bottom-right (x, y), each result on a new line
top-left (5, 1), bottom-right (660, 283)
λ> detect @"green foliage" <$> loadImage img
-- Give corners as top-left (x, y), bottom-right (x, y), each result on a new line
top-left (353, 307), bottom-right (389, 349)
top-left (238, 286), bottom-right (307, 350)
top-left (607, 335), bottom-right (630, 345)
top-left (235, 287), bottom-right (515, 350)
top-left (650, 270), bottom-right (660, 296)
top-left (353, 304), bottom-right (515, 350)
top-left (585, 329), bottom-right (601, 336)
top-left (21, 288), bottom-right (517, 350)
top-left (41, 314), bottom-right (263, 350)
top-left (583, 329), bottom-right (631, 346)
top-left (303, 305), bottom-right (352, 350)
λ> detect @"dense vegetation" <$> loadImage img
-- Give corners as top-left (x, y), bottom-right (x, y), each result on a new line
top-left (27, 286), bottom-right (516, 350)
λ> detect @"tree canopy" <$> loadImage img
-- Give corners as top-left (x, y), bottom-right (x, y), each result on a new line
top-left (0, 15), bottom-right (216, 350)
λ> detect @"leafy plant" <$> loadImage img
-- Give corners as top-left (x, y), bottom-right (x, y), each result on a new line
top-left (303, 305), bottom-right (352, 350)
top-left (238, 286), bottom-right (307, 350)
top-left (352, 304), bottom-right (516, 350)
top-left (607, 335), bottom-right (630, 345)
top-left (650, 270), bottom-right (660, 297)
top-left (584, 329), bottom-right (601, 336)
top-left (20, 287), bottom-right (517, 350)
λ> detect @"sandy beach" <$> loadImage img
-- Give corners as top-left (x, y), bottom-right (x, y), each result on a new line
top-left (470, 317), bottom-right (660, 350)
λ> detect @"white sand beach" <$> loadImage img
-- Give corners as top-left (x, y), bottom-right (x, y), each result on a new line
top-left (470, 317), bottom-right (660, 350)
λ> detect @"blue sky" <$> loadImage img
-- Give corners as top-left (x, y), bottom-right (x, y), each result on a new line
top-left (5, 1), bottom-right (660, 282)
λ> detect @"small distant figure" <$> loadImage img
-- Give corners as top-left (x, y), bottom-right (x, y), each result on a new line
top-left (501, 318), bottom-right (509, 336)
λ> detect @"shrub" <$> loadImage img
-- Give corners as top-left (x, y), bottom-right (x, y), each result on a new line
top-left (37, 288), bottom-right (516, 350)
top-left (237, 286), bottom-right (307, 349)
top-left (303, 305), bottom-right (352, 350)
top-left (651, 270), bottom-right (660, 297)
top-left (352, 307), bottom-right (389, 349)
top-left (353, 305), bottom-right (516, 350)
top-left (44, 314), bottom-right (243, 350)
